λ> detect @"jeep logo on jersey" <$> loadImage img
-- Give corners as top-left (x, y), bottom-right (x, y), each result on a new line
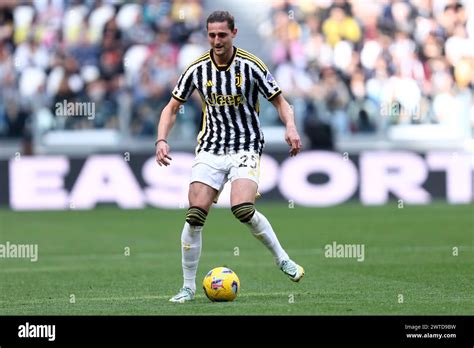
top-left (206, 92), bottom-right (246, 106)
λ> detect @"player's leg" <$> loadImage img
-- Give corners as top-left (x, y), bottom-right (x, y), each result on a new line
top-left (169, 181), bottom-right (216, 303)
top-left (170, 151), bottom-right (228, 303)
top-left (230, 177), bottom-right (305, 282)
top-left (230, 179), bottom-right (288, 264)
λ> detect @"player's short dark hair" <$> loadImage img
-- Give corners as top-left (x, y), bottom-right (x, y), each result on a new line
top-left (206, 11), bottom-right (235, 31)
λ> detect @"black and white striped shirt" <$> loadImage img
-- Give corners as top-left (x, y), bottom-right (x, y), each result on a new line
top-left (172, 46), bottom-right (281, 155)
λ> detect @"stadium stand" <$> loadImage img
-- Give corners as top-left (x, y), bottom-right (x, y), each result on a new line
top-left (0, 0), bottom-right (472, 154)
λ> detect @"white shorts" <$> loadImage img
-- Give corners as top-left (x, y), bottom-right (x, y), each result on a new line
top-left (190, 150), bottom-right (261, 194)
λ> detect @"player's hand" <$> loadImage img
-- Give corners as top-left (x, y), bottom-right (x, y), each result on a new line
top-left (155, 141), bottom-right (172, 166)
top-left (285, 126), bottom-right (302, 157)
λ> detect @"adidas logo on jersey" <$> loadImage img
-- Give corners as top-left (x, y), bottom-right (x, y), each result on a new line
top-left (206, 80), bottom-right (213, 87)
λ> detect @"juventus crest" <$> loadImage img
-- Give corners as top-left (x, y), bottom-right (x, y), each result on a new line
top-left (235, 73), bottom-right (242, 88)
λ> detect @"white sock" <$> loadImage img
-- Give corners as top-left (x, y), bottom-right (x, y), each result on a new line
top-left (246, 210), bottom-right (289, 265)
top-left (181, 222), bottom-right (202, 293)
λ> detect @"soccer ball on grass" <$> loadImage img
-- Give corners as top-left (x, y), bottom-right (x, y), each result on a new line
top-left (203, 267), bottom-right (240, 302)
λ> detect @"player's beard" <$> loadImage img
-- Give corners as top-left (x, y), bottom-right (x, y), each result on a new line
top-left (214, 45), bottom-right (225, 55)
top-left (214, 44), bottom-right (232, 62)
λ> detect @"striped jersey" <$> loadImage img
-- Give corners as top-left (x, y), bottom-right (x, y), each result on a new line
top-left (171, 46), bottom-right (281, 155)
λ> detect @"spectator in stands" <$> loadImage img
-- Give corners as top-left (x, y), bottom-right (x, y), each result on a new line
top-left (317, 67), bottom-right (351, 137)
top-left (123, 11), bottom-right (155, 46)
top-left (2, 99), bottom-right (29, 138)
top-left (0, 4), bottom-right (14, 47)
top-left (14, 33), bottom-right (49, 72)
top-left (303, 100), bottom-right (334, 150)
top-left (322, 4), bottom-right (361, 47)
top-left (347, 70), bottom-right (377, 133)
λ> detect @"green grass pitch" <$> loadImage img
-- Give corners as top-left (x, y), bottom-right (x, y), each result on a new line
top-left (0, 203), bottom-right (472, 315)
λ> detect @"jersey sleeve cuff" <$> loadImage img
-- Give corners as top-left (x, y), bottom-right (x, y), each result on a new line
top-left (172, 93), bottom-right (187, 103)
top-left (267, 90), bottom-right (282, 101)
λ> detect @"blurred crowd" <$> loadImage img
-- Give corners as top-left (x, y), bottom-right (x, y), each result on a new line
top-left (0, 0), bottom-right (207, 139)
top-left (259, 0), bottom-right (474, 147)
top-left (0, 0), bottom-right (473, 147)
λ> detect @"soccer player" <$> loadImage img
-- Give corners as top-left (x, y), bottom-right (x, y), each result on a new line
top-left (155, 11), bottom-right (304, 303)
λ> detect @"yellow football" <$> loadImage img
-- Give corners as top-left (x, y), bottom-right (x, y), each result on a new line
top-left (203, 267), bottom-right (240, 302)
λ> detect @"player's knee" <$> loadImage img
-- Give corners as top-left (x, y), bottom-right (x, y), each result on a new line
top-left (231, 202), bottom-right (255, 223)
top-left (186, 206), bottom-right (208, 226)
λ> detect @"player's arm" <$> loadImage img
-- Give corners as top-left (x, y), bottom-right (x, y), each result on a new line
top-left (155, 97), bottom-right (183, 166)
top-left (270, 94), bottom-right (302, 157)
